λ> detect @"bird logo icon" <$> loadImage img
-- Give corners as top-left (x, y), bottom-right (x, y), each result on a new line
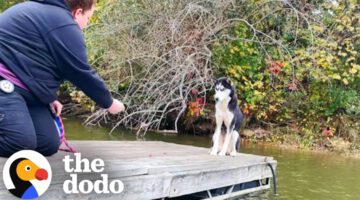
top-left (2, 150), bottom-right (52, 199)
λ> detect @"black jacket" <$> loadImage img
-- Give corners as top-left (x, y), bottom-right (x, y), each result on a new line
top-left (0, 0), bottom-right (113, 108)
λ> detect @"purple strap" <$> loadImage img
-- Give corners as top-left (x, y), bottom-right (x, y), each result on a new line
top-left (0, 63), bottom-right (29, 91)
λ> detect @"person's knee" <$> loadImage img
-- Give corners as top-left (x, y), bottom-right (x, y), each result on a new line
top-left (46, 143), bottom-right (59, 156)
top-left (26, 138), bottom-right (37, 150)
top-left (37, 141), bottom-right (59, 156)
top-left (41, 147), bottom-right (59, 156)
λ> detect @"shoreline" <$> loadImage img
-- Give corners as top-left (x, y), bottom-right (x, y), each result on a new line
top-left (242, 138), bottom-right (360, 159)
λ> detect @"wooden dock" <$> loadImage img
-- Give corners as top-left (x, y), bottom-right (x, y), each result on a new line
top-left (0, 141), bottom-right (277, 200)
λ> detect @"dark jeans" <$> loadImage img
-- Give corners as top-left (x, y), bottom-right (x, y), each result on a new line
top-left (0, 85), bottom-right (59, 157)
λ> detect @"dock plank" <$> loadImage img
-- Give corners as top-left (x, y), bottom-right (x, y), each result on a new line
top-left (0, 141), bottom-right (277, 199)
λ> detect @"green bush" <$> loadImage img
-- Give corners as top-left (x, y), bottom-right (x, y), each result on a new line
top-left (212, 0), bottom-right (360, 137)
top-left (0, 0), bottom-right (26, 12)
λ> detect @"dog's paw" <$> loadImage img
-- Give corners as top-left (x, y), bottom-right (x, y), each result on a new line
top-left (210, 150), bottom-right (218, 156)
top-left (218, 151), bottom-right (226, 156)
top-left (230, 151), bottom-right (237, 157)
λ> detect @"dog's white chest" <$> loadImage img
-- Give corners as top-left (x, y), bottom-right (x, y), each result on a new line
top-left (215, 97), bottom-right (234, 125)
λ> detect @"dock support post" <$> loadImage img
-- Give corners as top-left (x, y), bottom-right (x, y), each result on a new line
top-left (207, 190), bottom-right (213, 198)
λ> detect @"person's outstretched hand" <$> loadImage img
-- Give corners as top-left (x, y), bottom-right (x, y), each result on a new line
top-left (107, 99), bottom-right (125, 114)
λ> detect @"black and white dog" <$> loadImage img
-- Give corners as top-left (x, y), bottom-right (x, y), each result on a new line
top-left (210, 77), bottom-right (243, 156)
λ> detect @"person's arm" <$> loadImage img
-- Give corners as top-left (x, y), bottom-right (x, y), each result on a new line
top-left (46, 24), bottom-right (124, 113)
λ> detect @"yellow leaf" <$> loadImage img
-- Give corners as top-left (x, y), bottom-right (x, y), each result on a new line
top-left (353, 64), bottom-right (360, 70)
top-left (349, 67), bottom-right (358, 74)
top-left (254, 81), bottom-right (264, 89)
top-left (312, 25), bottom-right (324, 32)
top-left (332, 74), bottom-right (341, 80)
top-left (254, 90), bottom-right (261, 96)
top-left (228, 68), bottom-right (236, 75)
top-left (340, 52), bottom-right (348, 57)
top-left (269, 105), bottom-right (277, 112)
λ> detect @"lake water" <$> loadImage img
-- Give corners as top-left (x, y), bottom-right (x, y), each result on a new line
top-left (63, 118), bottom-right (360, 200)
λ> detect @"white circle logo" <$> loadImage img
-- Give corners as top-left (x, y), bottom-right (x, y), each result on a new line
top-left (2, 150), bottom-right (52, 199)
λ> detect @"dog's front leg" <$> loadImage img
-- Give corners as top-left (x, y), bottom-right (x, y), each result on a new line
top-left (210, 120), bottom-right (222, 155)
top-left (219, 126), bottom-right (232, 156)
top-left (229, 131), bottom-right (239, 156)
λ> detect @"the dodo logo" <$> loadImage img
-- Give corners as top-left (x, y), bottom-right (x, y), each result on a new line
top-left (2, 150), bottom-right (52, 199)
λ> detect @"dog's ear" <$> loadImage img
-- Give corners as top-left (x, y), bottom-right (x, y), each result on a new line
top-left (226, 77), bottom-right (232, 85)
